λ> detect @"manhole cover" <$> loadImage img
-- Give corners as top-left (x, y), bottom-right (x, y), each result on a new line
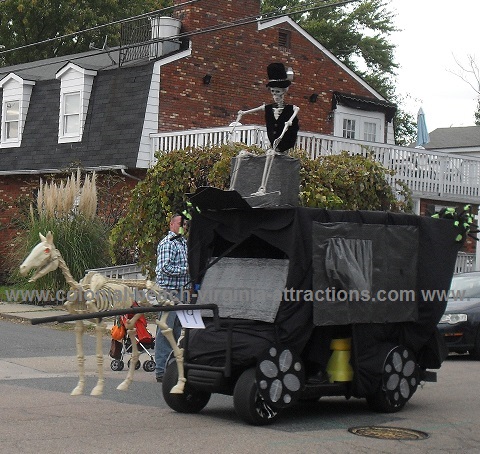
top-left (348, 426), bottom-right (429, 440)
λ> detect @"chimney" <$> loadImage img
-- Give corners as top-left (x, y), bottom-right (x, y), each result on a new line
top-left (150, 16), bottom-right (182, 58)
top-left (172, 0), bottom-right (261, 34)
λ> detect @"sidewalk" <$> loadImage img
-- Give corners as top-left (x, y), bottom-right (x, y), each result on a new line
top-left (0, 302), bottom-right (67, 323)
top-left (0, 301), bottom-right (158, 333)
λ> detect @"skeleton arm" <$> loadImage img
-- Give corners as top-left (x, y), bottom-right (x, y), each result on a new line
top-left (229, 104), bottom-right (267, 146)
top-left (236, 103), bottom-right (266, 123)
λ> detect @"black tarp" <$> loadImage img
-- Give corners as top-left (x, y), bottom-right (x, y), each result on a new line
top-left (186, 207), bottom-right (461, 396)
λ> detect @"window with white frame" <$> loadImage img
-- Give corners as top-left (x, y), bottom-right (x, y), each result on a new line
top-left (0, 73), bottom-right (35, 148)
top-left (4, 100), bottom-right (19, 139)
top-left (363, 121), bottom-right (377, 142)
top-left (334, 105), bottom-right (384, 143)
top-left (62, 92), bottom-right (81, 136)
top-left (342, 118), bottom-right (356, 139)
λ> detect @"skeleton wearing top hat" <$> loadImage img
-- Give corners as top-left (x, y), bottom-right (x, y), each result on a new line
top-left (229, 63), bottom-right (300, 196)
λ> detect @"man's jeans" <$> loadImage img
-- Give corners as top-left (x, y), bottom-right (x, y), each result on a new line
top-left (155, 310), bottom-right (181, 378)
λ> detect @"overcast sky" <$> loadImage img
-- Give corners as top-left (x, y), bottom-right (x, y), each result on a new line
top-left (391, 0), bottom-right (479, 132)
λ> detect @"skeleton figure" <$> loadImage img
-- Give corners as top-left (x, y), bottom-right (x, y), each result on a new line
top-left (19, 232), bottom-right (186, 397)
top-left (230, 63), bottom-right (300, 196)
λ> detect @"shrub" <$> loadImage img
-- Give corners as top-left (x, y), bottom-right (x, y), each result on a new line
top-left (110, 145), bottom-right (412, 276)
top-left (10, 171), bottom-right (110, 292)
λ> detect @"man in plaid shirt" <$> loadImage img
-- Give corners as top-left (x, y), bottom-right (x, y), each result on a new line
top-left (154, 214), bottom-right (190, 382)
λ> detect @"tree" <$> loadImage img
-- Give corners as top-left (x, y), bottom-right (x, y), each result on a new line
top-left (0, 0), bottom-right (171, 66)
top-left (261, 0), bottom-right (416, 145)
top-left (110, 144), bottom-right (412, 276)
top-left (449, 54), bottom-right (480, 126)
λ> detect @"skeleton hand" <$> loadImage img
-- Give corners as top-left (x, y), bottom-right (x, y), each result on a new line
top-left (272, 137), bottom-right (281, 151)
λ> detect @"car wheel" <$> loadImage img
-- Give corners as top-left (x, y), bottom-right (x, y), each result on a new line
top-left (367, 346), bottom-right (419, 413)
top-left (233, 367), bottom-right (280, 425)
top-left (162, 360), bottom-right (211, 413)
top-left (469, 329), bottom-right (480, 360)
top-left (110, 359), bottom-right (124, 371)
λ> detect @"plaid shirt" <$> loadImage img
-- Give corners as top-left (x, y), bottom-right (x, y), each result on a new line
top-left (155, 231), bottom-right (190, 290)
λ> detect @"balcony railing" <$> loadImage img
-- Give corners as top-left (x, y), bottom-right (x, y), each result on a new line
top-left (151, 125), bottom-right (480, 204)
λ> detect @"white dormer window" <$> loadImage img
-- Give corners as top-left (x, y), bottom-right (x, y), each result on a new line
top-left (56, 63), bottom-right (96, 143)
top-left (0, 73), bottom-right (35, 148)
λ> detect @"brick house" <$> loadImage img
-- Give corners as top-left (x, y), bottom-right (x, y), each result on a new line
top-left (0, 0), bottom-right (401, 280)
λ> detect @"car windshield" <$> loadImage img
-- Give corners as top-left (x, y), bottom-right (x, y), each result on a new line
top-left (450, 274), bottom-right (480, 299)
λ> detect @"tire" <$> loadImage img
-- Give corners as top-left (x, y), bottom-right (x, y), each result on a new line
top-left (469, 329), bottom-right (480, 360)
top-left (128, 359), bottom-right (141, 370)
top-left (233, 367), bottom-right (280, 426)
top-left (110, 359), bottom-right (124, 371)
top-left (367, 346), bottom-right (419, 413)
top-left (162, 360), bottom-right (211, 413)
top-left (256, 345), bottom-right (304, 409)
top-left (143, 359), bottom-right (156, 372)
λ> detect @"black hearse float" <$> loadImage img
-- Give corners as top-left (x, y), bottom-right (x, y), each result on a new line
top-left (162, 200), bottom-right (462, 425)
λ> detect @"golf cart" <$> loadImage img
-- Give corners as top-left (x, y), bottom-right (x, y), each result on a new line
top-left (162, 200), bottom-right (463, 425)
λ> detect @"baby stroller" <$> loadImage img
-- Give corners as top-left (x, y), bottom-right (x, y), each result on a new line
top-left (109, 308), bottom-right (156, 373)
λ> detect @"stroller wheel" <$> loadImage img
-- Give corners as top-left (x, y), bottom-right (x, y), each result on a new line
top-left (111, 359), bottom-right (124, 371)
top-left (143, 360), bottom-right (156, 372)
top-left (128, 359), bottom-right (141, 370)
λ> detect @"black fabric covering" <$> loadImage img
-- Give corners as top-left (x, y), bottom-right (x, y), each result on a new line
top-left (186, 207), bottom-right (461, 396)
top-left (230, 154), bottom-right (300, 207)
top-left (312, 223), bottom-right (418, 325)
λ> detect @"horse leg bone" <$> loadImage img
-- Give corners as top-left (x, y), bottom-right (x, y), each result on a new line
top-left (117, 313), bottom-right (143, 391)
top-left (71, 320), bottom-right (86, 396)
top-left (155, 312), bottom-right (186, 394)
top-left (90, 319), bottom-right (106, 396)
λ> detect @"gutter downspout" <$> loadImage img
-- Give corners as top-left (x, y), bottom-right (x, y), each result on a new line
top-left (121, 168), bottom-right (142, 181)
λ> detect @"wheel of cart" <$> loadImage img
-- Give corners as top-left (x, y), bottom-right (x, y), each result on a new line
top-left (234, 344), bottom-right (305, 425)
top-left (110, 359), bottom-right (124, 371)
top-left (162, 360), bottom-right (211, 413)
top-left (127, 359), bottom-right (141, 370)
top-left (366, 345), bottom-right (419, 413)
top-left (143, 359), bottom-right (156, 372)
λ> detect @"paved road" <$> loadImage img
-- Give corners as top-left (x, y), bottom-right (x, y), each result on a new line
top-left (1, 318), bottom-right (480, 453)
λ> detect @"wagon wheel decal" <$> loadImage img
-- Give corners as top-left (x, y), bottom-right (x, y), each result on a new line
top-left (381, 346), bottom-right (419, 408)
top-left (256, 345), bottom-right (305, 409)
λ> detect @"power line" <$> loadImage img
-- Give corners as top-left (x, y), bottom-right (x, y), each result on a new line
top-left (0, 0), bottom-right (200, 56)
top-left (0, 0), bottom-right (360, 69)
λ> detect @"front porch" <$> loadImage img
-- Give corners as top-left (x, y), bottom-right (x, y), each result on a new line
top-left (151, 125), bottom-right (480, 206)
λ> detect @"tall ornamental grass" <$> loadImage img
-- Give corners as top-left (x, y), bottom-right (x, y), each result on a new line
top-left (10, 170), bottom-right (110, 293)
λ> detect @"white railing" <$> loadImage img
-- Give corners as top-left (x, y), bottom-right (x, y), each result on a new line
top-left (86, 263), bottom-right (146, 280)
top-left (151, 126), bottom-right (480, 203)
top-left (454, 253), bottom-right (476, 274)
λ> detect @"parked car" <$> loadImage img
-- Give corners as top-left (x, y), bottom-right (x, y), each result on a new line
top-left (438, 272), bottom-right (480, 359)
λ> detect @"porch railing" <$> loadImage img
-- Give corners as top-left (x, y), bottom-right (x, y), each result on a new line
top-left (454, 252), bottom-right (476, 274)
top-left (151, 125), bottom-right (480, 203)
top-left (88, 253), bottom-right (476, 282)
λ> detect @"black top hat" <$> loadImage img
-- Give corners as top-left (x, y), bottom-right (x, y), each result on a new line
top-left (266, 62), bottom-right (291, 88)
